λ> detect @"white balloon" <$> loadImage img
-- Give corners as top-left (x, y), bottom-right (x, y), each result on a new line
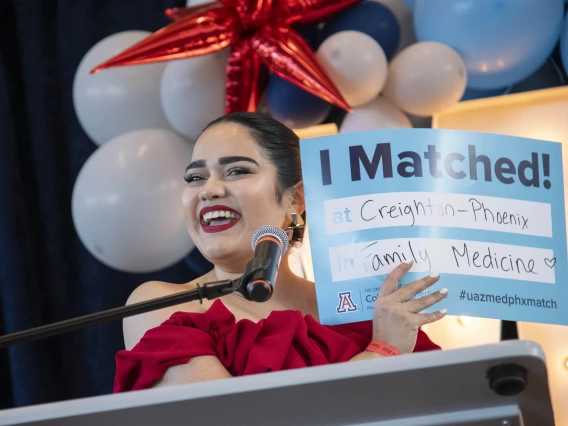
top-left (161, 50), bottom-right (228, 141)
top-left (382, 41), bottom-right (467, 117)
top-left (73, 31), bottom-right (172, 146)
top-left (72, 129), bottom-right (195, 273)
top-left (340, 96), bottom-right (412, 133)
top-left (317, 31), bottom-right (388, 107)
top-left (372, 0), bottom-right (416, 53)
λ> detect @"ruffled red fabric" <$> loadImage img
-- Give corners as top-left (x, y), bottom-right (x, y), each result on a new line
top-left (114, 300), bottom-right (440, 392)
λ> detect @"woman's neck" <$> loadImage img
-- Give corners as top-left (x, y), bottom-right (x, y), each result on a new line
top-left (209, 255), bottom-right (314, 306)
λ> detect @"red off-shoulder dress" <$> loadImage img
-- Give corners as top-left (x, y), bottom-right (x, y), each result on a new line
top-left (114, 299), bottom-right (440, 392)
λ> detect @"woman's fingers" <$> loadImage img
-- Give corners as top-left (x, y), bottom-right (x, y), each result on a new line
top-left (404, 288), bottom-right (448, 314)
top-left (378, 260), bottom-right (413, 297)
top-left (416, 308), bottom-right (447, 326)
top-left (391, 272), bottom-right (440, 302)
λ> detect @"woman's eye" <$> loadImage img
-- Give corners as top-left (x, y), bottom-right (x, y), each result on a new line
top-left (184, 174), bottom-right (204, 183)
top-left (227, 167), bottom-right (251, 177)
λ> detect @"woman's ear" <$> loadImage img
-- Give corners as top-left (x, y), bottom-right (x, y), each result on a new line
top-left (289, 181), bottom-right (305, 217)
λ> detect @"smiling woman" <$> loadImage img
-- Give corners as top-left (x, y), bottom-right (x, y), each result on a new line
top-left (180, 114), bottom-right (306, 271)
top-left (114, 112), bottom-right (444, 393)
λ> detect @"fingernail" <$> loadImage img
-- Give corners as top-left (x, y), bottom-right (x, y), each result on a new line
top-left (404, 258), bottom-right (413, 264)
top-left (439, 308), bottom-right (447, 314)
top-left (439, 287), bottom-right (448, 294)
top-left (429, 272), bottom-right (440, 278)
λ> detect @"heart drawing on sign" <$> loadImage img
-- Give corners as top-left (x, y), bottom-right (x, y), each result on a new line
top-left (544, 257), bottom-right (556, 268)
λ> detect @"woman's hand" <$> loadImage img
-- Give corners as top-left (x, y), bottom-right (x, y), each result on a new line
top-left (372, 260), bottom-right (447, 354)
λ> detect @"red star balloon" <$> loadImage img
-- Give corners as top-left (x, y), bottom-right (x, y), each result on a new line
top-left (91, 0), bottom-right (360, 114)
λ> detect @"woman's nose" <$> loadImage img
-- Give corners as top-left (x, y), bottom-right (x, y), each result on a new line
top-left (199, 177), bottom-right (226, 201)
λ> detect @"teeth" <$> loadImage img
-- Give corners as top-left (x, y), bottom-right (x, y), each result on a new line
top-left (202, 210), bottom-right (239, 223)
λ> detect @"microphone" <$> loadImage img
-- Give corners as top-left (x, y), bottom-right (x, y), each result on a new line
top-left (243, 225), bottom-right (289, 302)
top-left (0, 225), bottom-right (289, 347)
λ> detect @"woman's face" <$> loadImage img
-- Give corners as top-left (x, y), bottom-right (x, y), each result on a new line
top-left (182, 123), bottom-right (294, 271)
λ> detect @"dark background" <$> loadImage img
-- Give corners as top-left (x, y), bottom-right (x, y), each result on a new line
top-left (0, 0), bottom-right (216, 409)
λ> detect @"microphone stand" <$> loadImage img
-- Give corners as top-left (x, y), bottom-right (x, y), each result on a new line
top-left (0, 260), bottom-right (271, 348)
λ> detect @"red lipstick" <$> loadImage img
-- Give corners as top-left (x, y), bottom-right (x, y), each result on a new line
top-left (199, 205), bottom-right (241, 234)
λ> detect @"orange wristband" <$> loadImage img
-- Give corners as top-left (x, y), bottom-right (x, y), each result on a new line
top-left (366, 340), bottom-right (402, 357)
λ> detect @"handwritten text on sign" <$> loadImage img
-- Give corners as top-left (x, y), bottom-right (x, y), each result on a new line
top-left (329, 238), bottom-right (555, 284)
top-left (324, 192), bottom-right (551, 237)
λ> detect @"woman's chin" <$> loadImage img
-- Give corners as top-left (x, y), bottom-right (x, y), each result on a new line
top-left (200, 244), bottom-right (249, 269)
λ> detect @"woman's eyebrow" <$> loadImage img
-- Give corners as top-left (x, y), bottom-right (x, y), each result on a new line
top-left (186, 159), bottom-right (206, 171)
top-left (186, 156), bottom-right (259, 171)
top-left (218, 156), bottom-right (259, 166)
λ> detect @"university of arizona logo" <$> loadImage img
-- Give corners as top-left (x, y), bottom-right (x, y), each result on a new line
top-left (336, 291), bottom-right (358, 313)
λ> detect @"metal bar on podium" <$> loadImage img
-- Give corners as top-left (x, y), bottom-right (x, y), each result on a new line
top-left (0, 340), bottom-right (554, 426)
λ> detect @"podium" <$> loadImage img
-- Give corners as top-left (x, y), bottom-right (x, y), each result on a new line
top-left (0, 340), bottom-right (554, 426)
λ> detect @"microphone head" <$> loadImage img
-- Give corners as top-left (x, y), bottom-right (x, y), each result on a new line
top-left (251, 225), bottom-right (289, 254)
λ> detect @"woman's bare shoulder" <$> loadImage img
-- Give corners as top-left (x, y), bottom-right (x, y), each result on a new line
top-left (123, 278), bottom-right (207, 350)
top-left (125, 279), bottom-right (199, 305)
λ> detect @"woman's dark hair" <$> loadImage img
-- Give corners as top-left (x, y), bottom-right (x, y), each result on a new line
top-left (200, 112), bottom-right (306, 245)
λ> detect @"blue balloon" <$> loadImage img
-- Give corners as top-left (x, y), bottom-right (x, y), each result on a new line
top-left (560, 12), bottom-right (568, 76)
top-left (460, 58), bottom-right (564, 100)
top-left (294, 23), bottom-right (322, 50)
top-left (320, 1), bottom-right (400, 59)
top-left (267, 76), bottom-right (332, 129)
top-left (509, 58), bottom-right (565, 94)
top-left (415, 0), bottom-right (564, 89)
